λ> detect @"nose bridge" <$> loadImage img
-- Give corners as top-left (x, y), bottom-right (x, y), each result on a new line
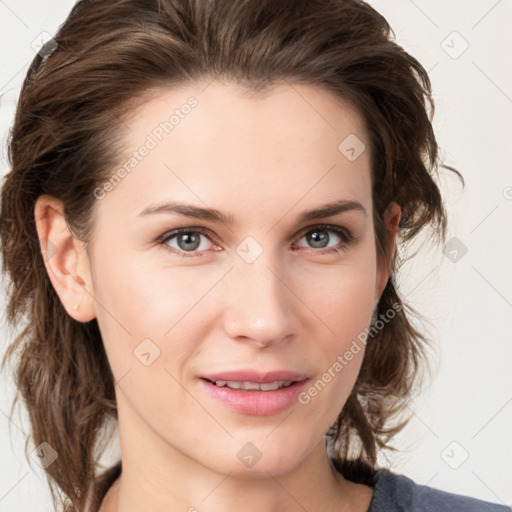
top-left (222, 249), bottom-right (296, 345)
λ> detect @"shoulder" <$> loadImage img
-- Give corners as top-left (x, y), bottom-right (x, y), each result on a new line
top-left (367, 469), bottom-right (511, 512)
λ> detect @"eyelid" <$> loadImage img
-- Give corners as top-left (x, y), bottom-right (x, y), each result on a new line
top-left (294, 223), bottom-right (355, 244)
top-left (158, 226), bottom-right (214, 244)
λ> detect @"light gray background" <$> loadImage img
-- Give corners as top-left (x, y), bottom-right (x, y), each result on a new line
top-left (1, 1), bottom-right (511, 510)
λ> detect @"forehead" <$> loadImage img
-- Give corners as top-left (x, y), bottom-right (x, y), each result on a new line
top-left (99, 80), bottom-right (372, 222)
top-left (124, 80), bottom-right (369, 155)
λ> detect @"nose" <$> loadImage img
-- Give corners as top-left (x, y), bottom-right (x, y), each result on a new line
top-left (221, 255), bottom-right (298, 348)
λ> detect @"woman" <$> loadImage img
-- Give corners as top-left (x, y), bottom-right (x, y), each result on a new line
top-left (0, 0), bottom-right (509, 511)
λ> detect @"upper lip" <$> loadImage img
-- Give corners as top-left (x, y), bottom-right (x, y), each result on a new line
top-left (201, 370), bottom-right (309, 383)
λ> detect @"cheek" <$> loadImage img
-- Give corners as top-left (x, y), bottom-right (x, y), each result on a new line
top-left (293, 247), bottom-right (377, 407)
top-left (297, 248), bottom-right (378, 343)
top-left (90, 248), bottom-right (225, 378)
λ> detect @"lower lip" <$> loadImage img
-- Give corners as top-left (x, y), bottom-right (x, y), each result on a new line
top-left (199, 379), bottom-right (309, 416)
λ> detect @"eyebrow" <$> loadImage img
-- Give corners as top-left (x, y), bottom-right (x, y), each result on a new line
top-left (137, 199), bottom-right (366, 224)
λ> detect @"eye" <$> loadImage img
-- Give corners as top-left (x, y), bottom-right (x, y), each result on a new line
top-left (158, 224), bottom-right (355, 258)
top-left (294, 224), bottom-right (355, 254)
top-left (159, 227), bottom-right (217, 258)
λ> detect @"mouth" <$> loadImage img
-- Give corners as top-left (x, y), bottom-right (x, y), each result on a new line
top-left (198, 370), bottom-right (309, 416)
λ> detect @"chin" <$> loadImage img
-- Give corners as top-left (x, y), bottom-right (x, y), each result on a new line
top-left (202, 434), bottom-right (314, 478)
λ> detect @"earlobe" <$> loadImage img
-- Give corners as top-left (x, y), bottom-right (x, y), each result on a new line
top-left (34, 195), bottom-right (96, 322)
top-left (375, 201), bottom-right (401, 304)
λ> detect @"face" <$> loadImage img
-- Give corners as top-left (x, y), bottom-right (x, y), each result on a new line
top-left (81, 81), bottom-right (395, 476)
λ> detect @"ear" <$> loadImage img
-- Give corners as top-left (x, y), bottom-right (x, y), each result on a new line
top-left (374, 201), bottom-right (401, 304)
top-left (34, 194), bottom-right (96, 322)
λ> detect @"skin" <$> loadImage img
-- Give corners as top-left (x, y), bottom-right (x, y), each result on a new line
top-left (35, 81), bottom-right (400, 512)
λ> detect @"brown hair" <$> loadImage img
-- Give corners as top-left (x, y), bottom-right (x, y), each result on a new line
top-left (0, 0), bottom-right (461, 510)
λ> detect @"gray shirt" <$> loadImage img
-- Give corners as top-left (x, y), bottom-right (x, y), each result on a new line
top-left (367, 469), bottom-right (511, 511)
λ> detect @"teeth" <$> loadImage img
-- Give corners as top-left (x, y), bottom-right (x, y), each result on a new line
top-left (213, 380), bottom-right (293, 391)
top-left (259, 382), bottom-right (279, 391)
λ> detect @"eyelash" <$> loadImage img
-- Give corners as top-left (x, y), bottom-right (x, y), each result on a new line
top-left (157, 224), bottom-right (355, 258)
